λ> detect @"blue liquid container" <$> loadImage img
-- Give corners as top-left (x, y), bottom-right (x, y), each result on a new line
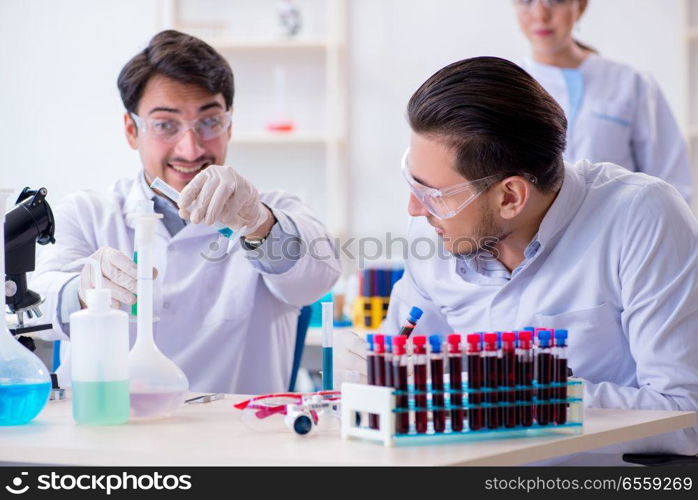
top-left (0, 380), bottom-right (51, 425)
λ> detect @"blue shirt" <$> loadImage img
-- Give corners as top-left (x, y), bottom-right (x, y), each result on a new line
top-left (385, 160), bottom-right (698, 456)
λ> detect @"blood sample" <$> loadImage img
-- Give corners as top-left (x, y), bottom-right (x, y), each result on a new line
top-left (392, 335), bottom-right (410, 435)
top-left (366, 334), bottom-right (376, 429)
top-left (466, 333), bottom-right (484, 431)
top-left (535, 330), bottom-right (553, 426)
top-left (448, 334), bottom-right (465, 432)
top-left (516, 331), bottom-right (534, 427)
top-left (501, 332), bottom-right (517, 428)
top-left (553, 329), bottom-right (569, 424)
top-left (397, 306), bottom-right (423, 338)
top-left (428, 335), bottom-right (446, 433)
top-left (483, 333), bottom-right (500, 429)
top-left (369, 334), bottom-right (386, 429)
top-left (384, 336), bottom-right (394, 388)
top-left (412, 335), bottom-right (428, 434)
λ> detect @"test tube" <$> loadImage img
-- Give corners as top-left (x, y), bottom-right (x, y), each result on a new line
top-left (384, 336), bottom-right (393, 388)
top-left (366, 334), bottom-right (378, 429)
top-left (371, 335), bottom-right (387, 429)
top-left (321, 302), bottom-right (333, 391)
top-left (448, 334), bottom-right (465, 432)
top-left (516, 330), bottom-right (534, 427)
top-left (428, 334), bottom-right (446, 433)
top-left (411, 335), bottom-right (428, 434)
top-left (397, 306), bottom-right (423, 338)
top-left (501, 332), bottom-right (517, 428)
top-left (466, 333), bottom-right (484, 431)
top-left (535, 330), bottom-right (553, 426)
top-left (149, 177), bottom-right (235, 238)
top-left (483, 333), bottom-right (500, 429)
top-left (553, 329), bottom-right (569, 424)
top-left (392, 335), bottom-right (410, 435)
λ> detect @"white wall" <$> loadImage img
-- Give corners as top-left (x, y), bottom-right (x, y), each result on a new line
top-left (0, 0), bottom-right (688, 242)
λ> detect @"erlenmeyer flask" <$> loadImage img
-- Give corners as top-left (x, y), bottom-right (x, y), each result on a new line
top-left (0, 189), bottom-right (51, 425)
top-left (128, 201), bottom-right (188, 418)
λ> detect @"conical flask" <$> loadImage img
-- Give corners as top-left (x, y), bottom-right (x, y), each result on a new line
top-left (0, 189), bottom-right (51, 425)
top-left (128, 200), bottom-right (188, 418)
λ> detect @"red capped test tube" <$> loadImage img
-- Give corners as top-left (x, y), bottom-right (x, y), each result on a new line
top-left (392, 335), bottom-right (410, 434)
top-left (369, 334), bottom-right (386, 429)
top-left (501, 332), bottom-right (517, 428)
top-left (483, 333), bottom-right (500, 429)
top-left (448, 334), bottom-right (465, 432)
top-left (466, 333), bottom-right (484, 431)
top-left (428, 335), bottom-right (446, 433)
top-left (516, 331), bottom-right (534, 427)
top-left (535, 330), bottom-right (553, 426)
top-left (412, 335), bottom-right (428, 434)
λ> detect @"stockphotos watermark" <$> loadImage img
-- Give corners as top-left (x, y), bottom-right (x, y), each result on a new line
top-left (3, 470), bottom-right (192, 496)
top-left (200, 232), bottom-right (501, 267)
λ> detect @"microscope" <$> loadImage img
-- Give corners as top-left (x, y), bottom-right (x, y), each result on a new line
top-left (4, 187), bottom-right (56, 351)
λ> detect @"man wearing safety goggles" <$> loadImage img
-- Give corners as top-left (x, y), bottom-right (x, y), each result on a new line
top-left (31, 30), bottom-right (341, 395)
top-left (338, 56), bottom-right (698, 464)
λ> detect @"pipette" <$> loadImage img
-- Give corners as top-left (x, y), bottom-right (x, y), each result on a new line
top-left (321, 302), bottom-right (333, 391)
top-left (149, 177), bottom-right (234, 239)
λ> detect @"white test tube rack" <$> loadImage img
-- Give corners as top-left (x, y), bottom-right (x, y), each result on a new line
top-left (340, 379), bottom-right (584, 447)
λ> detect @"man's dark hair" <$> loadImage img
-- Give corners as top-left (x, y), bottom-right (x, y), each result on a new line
top-left (407, 56), bottom-right (567, 192)
top-left (117, 30), bottom-right (234, 114)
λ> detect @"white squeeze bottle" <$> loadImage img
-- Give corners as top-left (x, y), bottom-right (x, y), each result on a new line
top-left (70, 258), bottom-right (130, 425)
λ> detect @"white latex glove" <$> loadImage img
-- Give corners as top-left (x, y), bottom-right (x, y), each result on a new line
top-left (333, 330), bottom-right (368, 385)
top-left (79, 247), bottom-right (156, 309)
top-left (178, 165), bottom-right (269, 236)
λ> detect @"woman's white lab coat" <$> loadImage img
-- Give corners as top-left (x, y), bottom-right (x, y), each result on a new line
top-left (521, 54), bottom-right (693, 202)
top-left (30, 173), bottom-right (341, 394)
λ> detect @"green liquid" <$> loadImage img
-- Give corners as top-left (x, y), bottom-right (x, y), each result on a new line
top-left (72, 380), bottom-right (130, 425)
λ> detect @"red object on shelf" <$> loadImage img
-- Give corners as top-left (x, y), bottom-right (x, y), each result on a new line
top-left (266, 121), bottom-right (295, 132)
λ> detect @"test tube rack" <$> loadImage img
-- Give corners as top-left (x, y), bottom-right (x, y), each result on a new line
top-left (340, 379), bottom-right (584, 447)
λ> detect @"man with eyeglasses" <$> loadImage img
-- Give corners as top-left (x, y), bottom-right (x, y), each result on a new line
top-left (31, 30), bottom-right (341, 395)
top-left (337, 56), bottom-right (698, 464)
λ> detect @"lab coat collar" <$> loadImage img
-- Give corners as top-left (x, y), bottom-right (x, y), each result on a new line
top-left (534, 162), bottom-right (587, 251)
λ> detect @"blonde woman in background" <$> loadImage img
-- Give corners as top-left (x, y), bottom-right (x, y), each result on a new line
top-left (515, 0), bottom-right (693, 202)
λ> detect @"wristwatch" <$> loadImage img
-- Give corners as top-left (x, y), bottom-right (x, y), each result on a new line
top-left (241, 235), bottom-right (267, 250)
top-left (241, 207), bottom-right (277, 250)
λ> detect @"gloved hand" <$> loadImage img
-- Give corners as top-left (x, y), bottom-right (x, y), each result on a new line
top-left (333, 330), bottom-right (368, 385)
top-left (79, 247), bottom-right (156, 309)
top-left (178, 165), bottom-right (270, 236)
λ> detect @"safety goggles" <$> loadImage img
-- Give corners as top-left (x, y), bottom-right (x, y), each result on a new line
top-left (513, 0), bottom-right (576, 10)
top-left (401, 148), bottom-right (500, 220)
top-left (130, 111), bottom-right (232, 143)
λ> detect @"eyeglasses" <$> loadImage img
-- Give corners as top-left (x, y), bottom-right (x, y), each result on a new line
top-left (513, 0), bottom-right (576, 10)
top-left (401, 148), bottom-right (500, 220)
top-left (130, 111), bottom-right (232, 143)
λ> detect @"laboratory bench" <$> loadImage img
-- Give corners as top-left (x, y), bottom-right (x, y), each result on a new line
top-left (0, 393), bottom-right (694, 466)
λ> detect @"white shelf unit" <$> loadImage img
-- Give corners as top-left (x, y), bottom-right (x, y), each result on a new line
top-left (157, 0), bottom-right (349, 238)
top-left (685, 0), bottom-right (698, 211)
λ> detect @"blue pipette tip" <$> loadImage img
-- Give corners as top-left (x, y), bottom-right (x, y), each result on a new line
top-left (218, 227), bottom-right (234, 238)
top-left (428, 334), bottom-right (442, 353)
top-left (409, 306), bottom-right (423, 321)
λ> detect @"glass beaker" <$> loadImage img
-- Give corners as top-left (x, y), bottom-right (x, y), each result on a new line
top-left (128, 201), bottom-right (188, 418)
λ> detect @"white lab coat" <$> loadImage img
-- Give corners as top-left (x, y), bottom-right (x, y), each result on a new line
top-left (31, 172), bottom-right (341, 394)
top-left (520, 54), bottom-right (693, 202)
top-left (385, 160), bottom-right (698, 460)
